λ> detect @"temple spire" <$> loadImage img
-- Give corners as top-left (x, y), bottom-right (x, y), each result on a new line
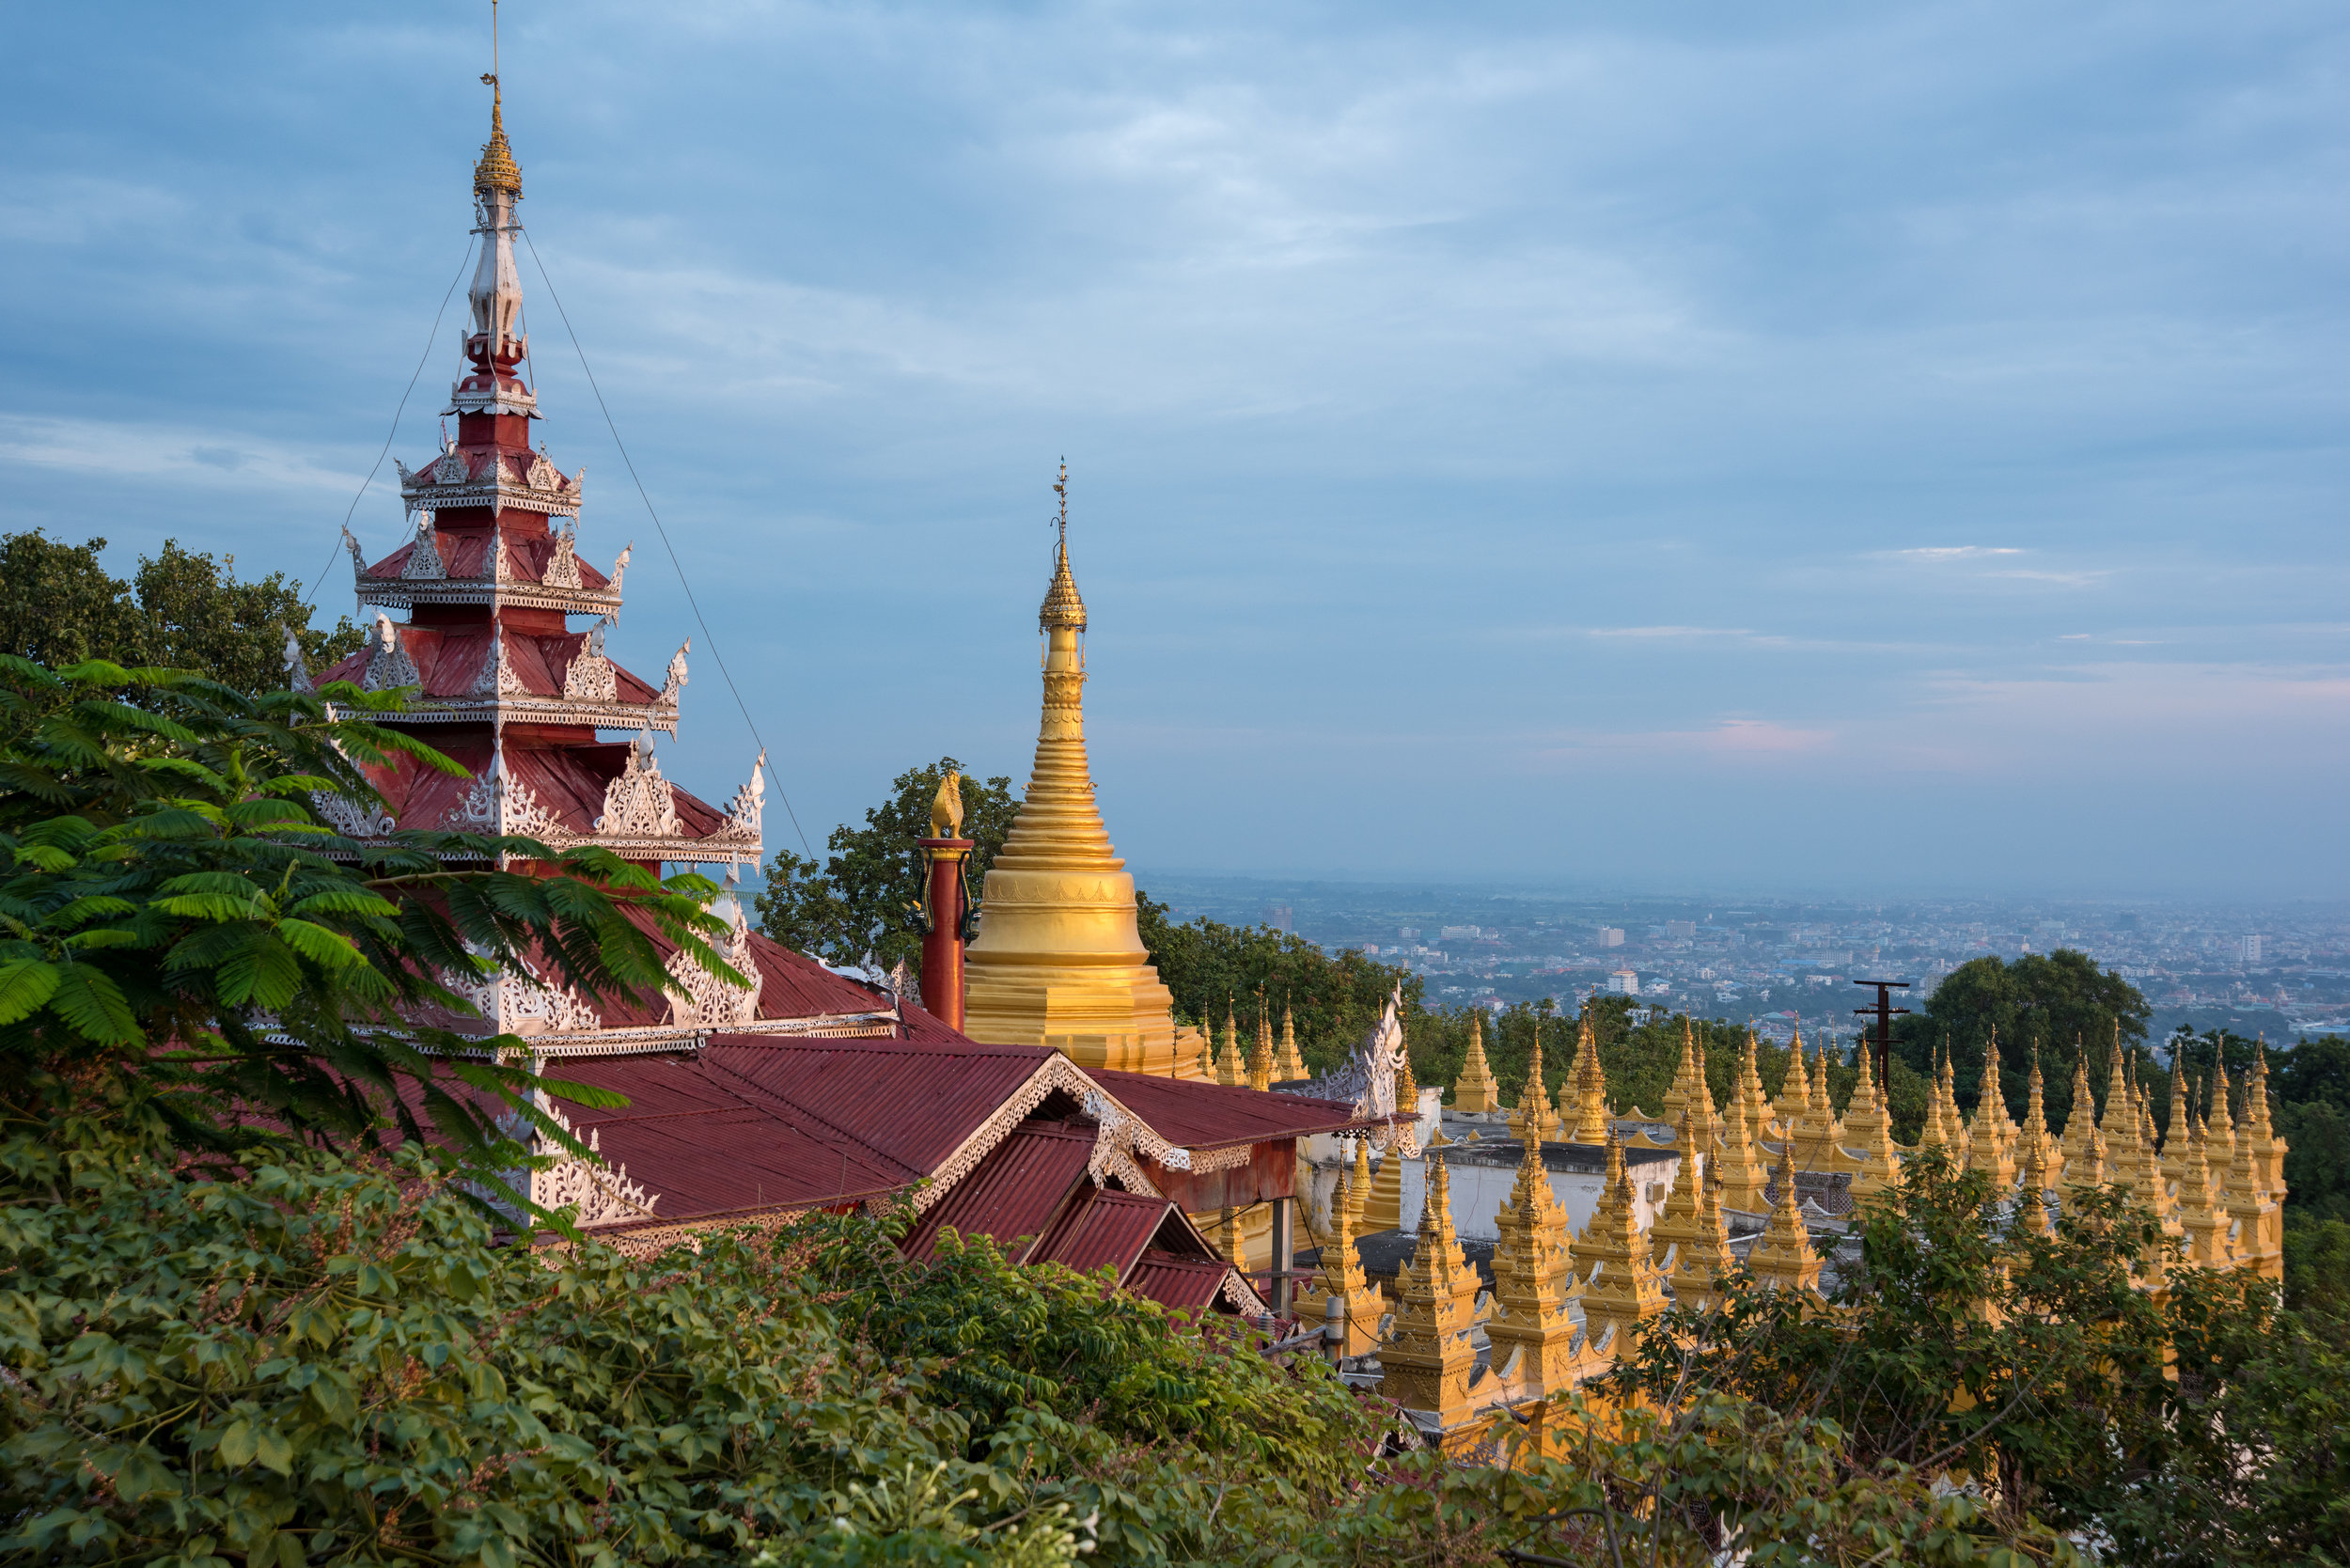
top-left (963, 462), bottom-right (1183, 1074)
top-left (468, 66), bottom-right (525, 380)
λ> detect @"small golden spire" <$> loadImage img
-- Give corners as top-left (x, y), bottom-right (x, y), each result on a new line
top-left (1038, 459), bottom-right (1086, 631)
top-left (473, 6), bottom-right (522, 197)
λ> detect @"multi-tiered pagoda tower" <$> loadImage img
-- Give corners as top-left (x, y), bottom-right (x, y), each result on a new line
top-left (306, 84), bottom-right (898, 1056)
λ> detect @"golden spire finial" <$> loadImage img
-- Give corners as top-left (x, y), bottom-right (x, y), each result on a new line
top-left (474, 3), bottom-right (522, 196)
top-left (1039, 458), bottom-right (1086, 631)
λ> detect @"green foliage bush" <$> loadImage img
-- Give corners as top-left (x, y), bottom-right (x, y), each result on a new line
top-left (0, 531), bottom-right (362, 695)
top-left (3, 1107), bottom-right (2109, 1568)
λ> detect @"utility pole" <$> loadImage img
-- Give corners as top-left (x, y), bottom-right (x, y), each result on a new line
top-left (1852, 979), bottom-right (1912, 1092)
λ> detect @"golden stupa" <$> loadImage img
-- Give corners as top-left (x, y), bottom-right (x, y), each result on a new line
top-left (962, 467), bottom-right (1197, 1076)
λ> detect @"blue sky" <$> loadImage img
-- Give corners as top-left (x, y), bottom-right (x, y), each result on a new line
top-left (4, 2), bottom-right (2344, 896)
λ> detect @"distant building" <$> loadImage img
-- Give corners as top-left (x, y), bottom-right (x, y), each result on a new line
top-left (1607, 969), bottom-right (1638, 996)
top-left (2244, 934), bottom-right (2265, 964)
top-left (1265, 904), bottom-right (1292, 933)
top-left (1665, 919), bottom-right (1696, 940)
top-left (1597, 927), bottom-right (1625, 949)
top-left (1440, 924), bottom-right (1483, 942)
top-left (1399, 926), bottom-right (1420, 940)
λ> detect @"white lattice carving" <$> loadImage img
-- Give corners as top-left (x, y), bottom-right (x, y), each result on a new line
top-left (658, 639), bottom-right (689, 707)
top-left (527, 451), bottom-right (558, 492)
top-left (608, 543), bottom-right (630, 594)
top-left (311, 790), bottom-right (397, 838)
top-left (543, 528), bottom-right (581, 588)
top-left (664, 902), bottom-right (761, 1029)
top-left (562, 623), bottom-right (618, 702)
top-left (530, 1102), bottom-right (658, 1227)
top-left (432, 446), bottom-right (472, 483)
top-left (505, 772), bottom-right (572, 844)
top-left (402, 514), bottom-right (446, 580)
top-left (362, 614), bottom-right (418, 691)
top-left (443, 767), bottom-right (501, 832)
top-left (471, 627), bottom-right (528, 698)
top-left (598, 739), bottom-right (680, 837)
top-left (443, 949), bottom-right (603, 1036)
top-left (713, 751), bottom-right (764, 845)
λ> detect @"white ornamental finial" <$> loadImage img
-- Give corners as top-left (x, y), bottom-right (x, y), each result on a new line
top-left (281, 626), bottom-right (312, 694)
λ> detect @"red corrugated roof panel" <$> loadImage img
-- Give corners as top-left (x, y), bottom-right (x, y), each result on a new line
top-left (1035, 1188), bottom-right (1167, 1278)
top-left (690, 1034), bottom-right (1054, 1177)
top-left (901, 1120), bottom-right (1094, 1262)
top-left (540, 1037), bottom-right (1052, 1219)
top-left (1123, 1252), bottom-right (1237, 1313)
top-left (1087, 1070), bottom-right (1372, 1150)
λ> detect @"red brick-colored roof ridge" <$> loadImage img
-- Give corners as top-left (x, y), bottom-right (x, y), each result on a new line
top-left (1087, 1068), bottom-right (1381, 1151)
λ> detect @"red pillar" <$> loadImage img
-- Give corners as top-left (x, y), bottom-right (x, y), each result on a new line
top-left (917, 838), bottom-right (974, 1031)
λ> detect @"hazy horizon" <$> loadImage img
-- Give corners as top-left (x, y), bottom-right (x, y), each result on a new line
top-left (5, 2), bottom-right (2344, 897)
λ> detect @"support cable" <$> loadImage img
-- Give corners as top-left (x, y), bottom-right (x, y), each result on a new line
top-left (306, 243), bottom-right (476, 609)
top-left (518, 227), bottom-right (811, 856)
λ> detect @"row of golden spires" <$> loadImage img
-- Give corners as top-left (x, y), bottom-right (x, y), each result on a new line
top-left (1299, 1016), bottom-right (2288, 1428)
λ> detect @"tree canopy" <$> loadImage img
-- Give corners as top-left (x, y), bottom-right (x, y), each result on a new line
top-left (1889, 950), bottom-right (2151, 1129)
top-left (0, 653), bottom-right (737, 1189)
top-left (0, 531), bottom-right (362, 695)
top-left (1135, 895), bottom-right (1420, 1073)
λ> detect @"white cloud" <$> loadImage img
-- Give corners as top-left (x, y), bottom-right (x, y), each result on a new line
top-left (0, 415), bottom-right (360, 496)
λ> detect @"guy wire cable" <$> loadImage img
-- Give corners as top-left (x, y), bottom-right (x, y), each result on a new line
top-left (519, 226), bottom-right (812, 855)
top-left (306, 243), bottom-right (476, 609)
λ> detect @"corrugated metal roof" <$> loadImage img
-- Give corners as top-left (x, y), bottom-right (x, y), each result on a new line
top-left (1088, 1069), bottom-right (1374, 1150)
top-left (368, 525), bottom-right (615, 589)
top-left (694, 1035), bottom-right (1054, 1175)
top-left (901, 1120), bottom-right (1094, 1262)
top-left (1036, 1188), bottom-right (1167, 1278)
top-left (547, 1037), bottom-right (1057, 1220)
top-left (1123, 1252), bottom-right (1236, 1313)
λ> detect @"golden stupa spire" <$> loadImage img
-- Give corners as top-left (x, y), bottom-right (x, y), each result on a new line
top-left (1562, 1013), bottom-right (1612, 1144)
top-left (1452, 1010), bottom-right (1500, 1114)
top-left (1670, 1130), bottom-right (1739, 1311)
top-left (1509, 1020), bottom-right (1559, 1145)
top-left (2205, 1060), bottom-right (2237, 1174)
top-left (1747, 1144), bottom-right (1824, 1297)
top-left (1382, 1156), bottom-right (1480, 1423)
top-left (1574, 1126), bottom-right (1668, 1349)
top-left (1274, 996), bottom-right (1307, 1081)
top-left (1248, 987), bottom-right (1274, 1090)
top-left (1487, 1114), bottom-right (1578, 1395)
top-left (963, 462), bottom-right (1186, 1074)
top-left (2059, 1047), bottom-right (2098, 1174)
top-left (1840, 1050), bottom-right (1901, 1200)
top-left (474, 5), bottom-right (523, 196)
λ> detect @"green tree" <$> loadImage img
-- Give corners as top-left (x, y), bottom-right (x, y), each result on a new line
top-left (0, 531), bottom-right (361, 693)
top-left (1891, 951), bottom-right (2150, 1130)
top-left (1136, 895), bottom-right (1418, 1073)
top-left (1614, 1152), bottom-right (2350, 1564)
top-left (756, 758), bottom-right (1016, 979)
top-left (0, 653), bottom-right (736, 1177)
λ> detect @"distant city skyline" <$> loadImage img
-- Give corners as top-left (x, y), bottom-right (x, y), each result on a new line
top-left (1145, 875), bottom-right (2350, 1045)
top-left (3, 2), bottom-right (2344, 895)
